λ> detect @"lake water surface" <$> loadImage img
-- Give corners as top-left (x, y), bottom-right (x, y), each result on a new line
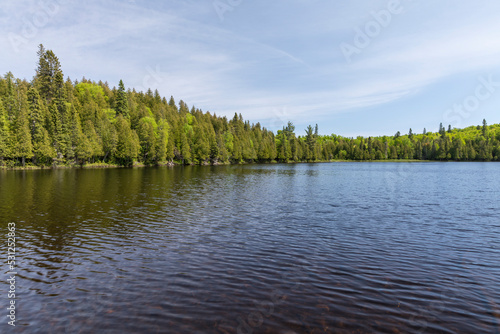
top-left (1, 162), bottom-right (499, 333)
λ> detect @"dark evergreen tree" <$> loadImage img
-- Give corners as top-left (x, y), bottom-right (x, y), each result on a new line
top-left (0, 98), bottom-right (9, 162)
top-left (115, 80), bottom-right (129, 118)
top-left (27, 87), bottom-right (55, 165)
top-left (11, 84), bottom-right (33, 166)
top-left (34, 44), bottom-right (62, 104)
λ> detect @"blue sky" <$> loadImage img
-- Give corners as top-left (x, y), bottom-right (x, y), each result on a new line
top-left (1, 0), bottom-right (500, 137)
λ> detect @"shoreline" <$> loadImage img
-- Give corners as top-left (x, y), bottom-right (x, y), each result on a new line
top-left (1, 159), bottom-right (496, 171)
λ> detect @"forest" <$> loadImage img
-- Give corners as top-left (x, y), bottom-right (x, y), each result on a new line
top-left (1, 45), bottom-right (499, 168)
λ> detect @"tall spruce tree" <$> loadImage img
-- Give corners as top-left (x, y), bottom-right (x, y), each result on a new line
top-left (11, 83), bottom-right (33, 166)
top-left (34, 44), bottom-right (62, 104)
top-left (115, 80), bottom-right (129, 118)
top-left (0, 98), bottom-right (10, 161)
top-left (27, 87), bottom-right (55, 165)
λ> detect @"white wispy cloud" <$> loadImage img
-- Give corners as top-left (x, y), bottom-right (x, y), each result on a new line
top-left (1, 0), bottom-right (500, 135)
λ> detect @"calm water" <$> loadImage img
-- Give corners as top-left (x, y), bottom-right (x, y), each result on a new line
top-left (1, 163), bottom-right (499, 333)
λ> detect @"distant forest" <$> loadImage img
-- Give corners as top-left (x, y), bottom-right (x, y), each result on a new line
top-left (1, 45), bottom-right (499, 168)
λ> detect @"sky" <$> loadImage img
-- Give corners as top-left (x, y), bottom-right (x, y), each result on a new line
top-left (1, 0), bottom-right (500, 137)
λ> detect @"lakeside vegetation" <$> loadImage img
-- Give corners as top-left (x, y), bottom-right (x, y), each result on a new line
top-left (1, 45), bottom-right (499, 169)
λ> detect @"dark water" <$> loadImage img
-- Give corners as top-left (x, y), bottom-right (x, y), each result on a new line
top-left (1, 163), bottom-right (499, 333)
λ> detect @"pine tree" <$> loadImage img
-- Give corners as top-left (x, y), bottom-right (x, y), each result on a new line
top-left (34, 44), bottom-right (62, 104)
top-left (27, 87), bottom-right (55, 165)
top-left (115, 80), bottom-right (129, 118)
top-left (482, 119), bottom-right (488, 138)
top-left (155, 119), bottom-right (169, 163)
top-left (75, 131), bottom-right (93, 165)
top-left (180, 131), bottom-right (191, 164)
top-left (81, 120), bottom-right (103, 163)
top-left (49, 103), bottom-right (66, 159)
top-left (0, 98), bottom-right (10, 162)
top-left (209, 129), bottom-right (219, 163)
top-left (193, 125), bottom-right (209, 163)
top-left (99, 117), bottom-right (117, 162)
top-left (305, 125), bottom-right (315, 160)
top-left (439, 122), bottom-right (446, 138)
top-left (168, 96), bottom-right (178, 113)
top-left (11, 84), bottom-right (33, 166)
top-left (276, 128), bottom-right (291, 162)
top-left (115, 115), bottom-right (138, 166)
top-left (66, 103), bottom-right (84, 161)
top-left (166, 128), bottom-right (175, 162)
top-left (137, 116), bottom-right (157, 163)
top-left (3, 72), bottom-right (16, 122)
top-left (27, 87), bottom-right (46, 138)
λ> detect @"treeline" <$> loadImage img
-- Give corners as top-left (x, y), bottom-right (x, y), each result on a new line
top-left (310, 121), bottom-right (500, 162)
top-left (0, 45), bottom-right (499, 168)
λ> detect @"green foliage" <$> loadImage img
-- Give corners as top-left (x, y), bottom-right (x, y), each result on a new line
top-left (115, 80), bottom-right (129, 118)
top-left (1, 47), bottom-right (499, 168)
top-left (137, 116), bottom-right (157, 163)
top-left (115, 115), bottom-right (139, 166)
top-left (155, 119), bottom-right (169, 162)
top-left (27, 87), bottom-right (55, 165)
top-left (34, 44), bottom-right (62, 104)
top-left (0, 98), bottom-right (10, 161)
top-left (75, 82), bottom-right (108, 109)
top-left (10, 84), bottom-right (33, 165)
top-left (186, 113), bottom-right (195, 126)
top-left (104, 109), bottom-right (117, 123)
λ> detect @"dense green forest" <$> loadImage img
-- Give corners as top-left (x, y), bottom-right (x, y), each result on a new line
top-left (1, 45), bottom-right (499, 168)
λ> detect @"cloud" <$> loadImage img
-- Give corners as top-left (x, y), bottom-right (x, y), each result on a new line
top-left (1, 0), bottom-right (500, 136)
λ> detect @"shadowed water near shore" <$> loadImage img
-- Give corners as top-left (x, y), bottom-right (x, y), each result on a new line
top-left (1, 162), bottom-right (499, 333)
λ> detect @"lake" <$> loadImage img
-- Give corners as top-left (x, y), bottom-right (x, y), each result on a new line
top-left (1, 162), bottom-right (499, 333)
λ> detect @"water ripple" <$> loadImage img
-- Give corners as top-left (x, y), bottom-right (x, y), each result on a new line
top-left (1, 163), bottom-right (499, 333)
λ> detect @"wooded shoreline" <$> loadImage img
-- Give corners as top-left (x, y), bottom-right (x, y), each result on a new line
top-left (1, 45), bottom-right (499, 170)
top-left (3, 159), bottom-right (498, 171)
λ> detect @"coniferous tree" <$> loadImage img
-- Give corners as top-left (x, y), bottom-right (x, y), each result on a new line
top-left (165, 128), bottom-right (175, 163)
top-left (137, 116), bottom-right (157, 163)
top-left (27, 87), bottom-right (55, 165)
top-left (305, 125), bottom-right (315, 160)
top-left (11, 83), bottom-right (33, 166)
top-left (192, 124), bottom-right (210, 163)
top-left (0, 98), bottom-right (10, 162)
top-left (482, 119), bottom-right (488, 137)
top-left (82, 120), bottom-right (103, 162)
top-left (35, 44), bottom-right (62, 104)
top-left (115, 115), bottom-right (139, 166)
top-left (3, 72), bottom-right (16, 122)
top-left (99, 117), bottom-right (117, 162)
top-left (115, 80), bottom-right (129, 118)
top-left (75, 130), bottom-right (93, 165)
top-left (180, 131), bottom-right (191, 164)
top-left (439, 122), bottom-right (446, 138)
top-left (154, 119), bottom-right (169, 163)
